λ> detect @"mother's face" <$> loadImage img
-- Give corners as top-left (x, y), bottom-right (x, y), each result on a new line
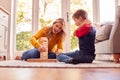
top-left (52, 22), bottom-right (63, 34)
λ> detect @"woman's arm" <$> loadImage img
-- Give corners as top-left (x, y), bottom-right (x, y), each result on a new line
top-left (55, 38), bottom-right (63, 55)
top-left (30, 27), bottom-right (46, 48)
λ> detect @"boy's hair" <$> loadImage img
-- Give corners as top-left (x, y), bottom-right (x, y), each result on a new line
top-left (72, 9), bottom-right (88, 20)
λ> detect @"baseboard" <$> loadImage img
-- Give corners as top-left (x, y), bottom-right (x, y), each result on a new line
top-left (95, 54), bottom-right (113, 61)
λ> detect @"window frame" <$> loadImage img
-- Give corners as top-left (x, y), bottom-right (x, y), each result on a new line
top-left (10, 0), bottom-right (102, 59)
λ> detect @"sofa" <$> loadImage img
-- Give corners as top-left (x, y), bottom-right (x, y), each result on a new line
top-left (95, 6), bottom-right (120, 63)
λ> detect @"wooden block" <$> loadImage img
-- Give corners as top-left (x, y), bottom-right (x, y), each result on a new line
top-left (27, 59), bottom-right (57, 62)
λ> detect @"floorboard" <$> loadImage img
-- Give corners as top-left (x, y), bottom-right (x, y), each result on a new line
top-left (0, 68), bottom-right (120, 80)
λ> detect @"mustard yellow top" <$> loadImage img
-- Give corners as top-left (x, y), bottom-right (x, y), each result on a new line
top-left (30, 27), bottom-right (63, 53)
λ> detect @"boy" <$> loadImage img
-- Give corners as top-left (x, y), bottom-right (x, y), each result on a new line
top-left (57, 9), bottom-right (96, 64)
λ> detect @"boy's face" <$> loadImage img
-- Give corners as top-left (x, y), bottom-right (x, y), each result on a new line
top-left (73, 17), bottom-right (83, 26)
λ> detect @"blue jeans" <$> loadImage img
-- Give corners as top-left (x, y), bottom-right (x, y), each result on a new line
top-left (21, 48), bottom-right (56, 61)
top-left (57, 50), bottom-right (95, 63)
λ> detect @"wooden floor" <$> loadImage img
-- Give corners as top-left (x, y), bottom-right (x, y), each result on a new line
top-left (0, 68), bottom-right (120, 80)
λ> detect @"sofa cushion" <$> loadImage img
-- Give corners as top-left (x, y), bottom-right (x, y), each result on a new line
top-left (95, 24), bottom-right (112, 43)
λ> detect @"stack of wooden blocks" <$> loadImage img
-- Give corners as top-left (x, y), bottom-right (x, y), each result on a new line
top-left (27, 37), bottom-right (57, 62)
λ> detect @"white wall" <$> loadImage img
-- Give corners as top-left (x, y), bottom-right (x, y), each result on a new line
top-left (0, 0), bottom-right (11, 13)
top-left (0, 0), bottom-right (12, 59)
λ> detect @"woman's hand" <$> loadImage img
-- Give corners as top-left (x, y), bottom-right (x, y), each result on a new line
top-left (55, 49), bottom-right (62, 55)
top-left (37, 44), bottom-right (47, 52)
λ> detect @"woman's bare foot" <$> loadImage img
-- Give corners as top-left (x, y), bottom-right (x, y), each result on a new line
top-left (15, 56), bottom-right (21, 60)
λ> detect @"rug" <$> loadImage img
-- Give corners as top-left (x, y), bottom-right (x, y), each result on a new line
top-left (0, 60), bottom-right (120, 68)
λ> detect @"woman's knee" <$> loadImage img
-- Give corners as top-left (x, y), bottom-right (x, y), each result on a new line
top-left (21, 51), bottom-right (30, 60)
top-left (21, 49), bottom-right (40, 60)
top-left (57, 53), bottom-right (66, 61)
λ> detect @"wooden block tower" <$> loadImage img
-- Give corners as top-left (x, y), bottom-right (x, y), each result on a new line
top-left (27, 37), bottom-right (57, 62)
top-left (40, 37), bottom-right (48, 59)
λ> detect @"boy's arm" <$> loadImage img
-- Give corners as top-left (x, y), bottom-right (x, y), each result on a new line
top-left (74, 26), bottom-right (91, 38)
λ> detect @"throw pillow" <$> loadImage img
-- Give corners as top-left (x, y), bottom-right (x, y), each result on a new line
top-left (95, 24), bottom-right (112, 43)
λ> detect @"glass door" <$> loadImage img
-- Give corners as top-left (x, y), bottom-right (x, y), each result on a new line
top-left (100, 0), bottom-right (115, 23)
top-left (14, 0), bottom-right (93, 56)
top-left (39, 0), bottom-right (62, 29)
top-left (16, 0), bottom-right (32, 51)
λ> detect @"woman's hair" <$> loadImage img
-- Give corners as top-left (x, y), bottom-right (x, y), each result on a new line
top-left (53, 18), bottom-right (65, 33)
top-left (72, 9), bottom-right (88, 20)
top-left (48, 18), bottom-right (66, 41)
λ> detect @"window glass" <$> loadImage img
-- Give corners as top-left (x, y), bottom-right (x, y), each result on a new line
top-left (16, 0), bottom-right (32, 51)
top-left (39, 0), bottom-right (62, 28)
top-left (100, 0), bottom-right (115, 23)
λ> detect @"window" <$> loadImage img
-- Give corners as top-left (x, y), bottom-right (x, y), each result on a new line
top-left (15, 0), bottom-right (93, 53)
top-left (100, 0), bottom-right (115, 23)
top-left (70, 0), bottom-right (93, 50)
top-left (14, 0), bottom-right (115, 56)
top-left (16, 0), bottom-right (32, 51)
top-left (39, 0), bottom-right (62, 28)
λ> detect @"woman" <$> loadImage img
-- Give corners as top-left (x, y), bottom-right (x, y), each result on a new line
top-left (16, 18), bottom-right (66, 61)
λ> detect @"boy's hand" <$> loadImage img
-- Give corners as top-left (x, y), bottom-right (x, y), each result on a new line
top-left (83, 19), bottom-right (91, 25)
top-left (73, 31), bottom-right (77, 36)
top-left (80, 19), bottom-right (91, 28)
top-left (73, 19), bottom-right (91, 36)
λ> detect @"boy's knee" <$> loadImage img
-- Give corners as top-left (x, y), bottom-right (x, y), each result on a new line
top-left (56, 54), bottom-right (62, 61)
